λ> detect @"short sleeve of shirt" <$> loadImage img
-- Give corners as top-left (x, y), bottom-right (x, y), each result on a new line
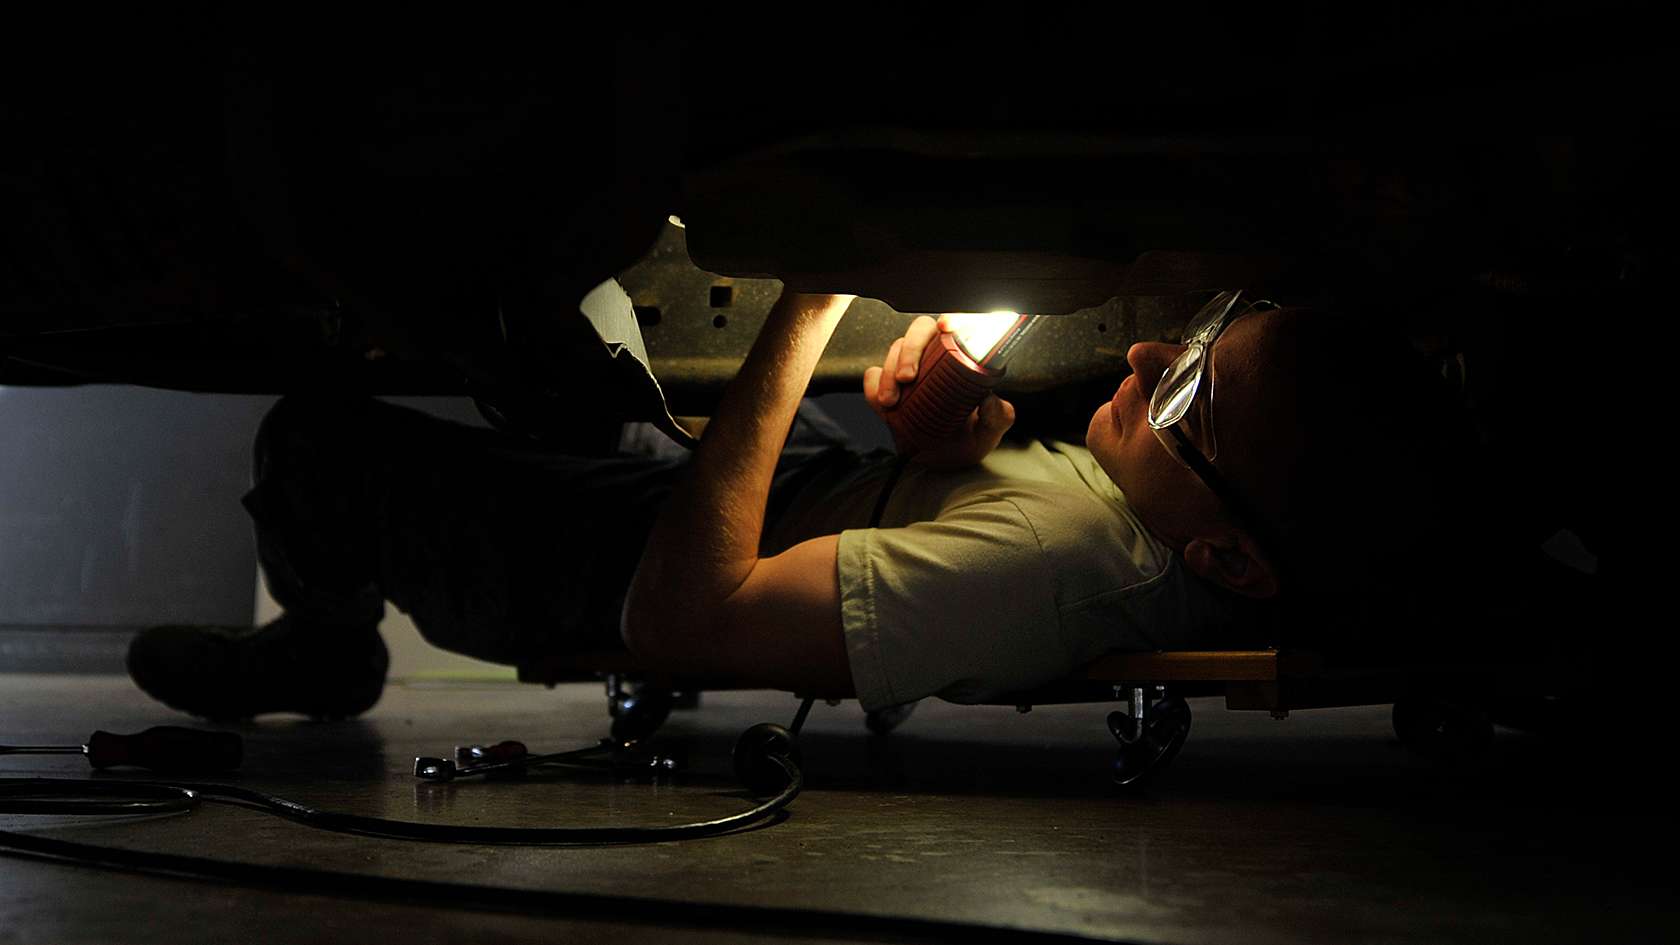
top-left (837, 496), bottom-right (1074, 712)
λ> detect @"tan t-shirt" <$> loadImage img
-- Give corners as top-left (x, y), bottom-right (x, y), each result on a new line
top-left (764, 439), bottom-right (1249, 712)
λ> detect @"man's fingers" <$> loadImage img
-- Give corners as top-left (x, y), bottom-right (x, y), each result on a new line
top-left (978, 394), bottom-right (1016, 432)
top-left (897, 315), bottom-right (940, 382)
top-left (971, 395), bottom-right (1016, 454)
top-left (877, 338), bottom-right (904, 406)
top-left (866, 316), bottom-right (942, 413)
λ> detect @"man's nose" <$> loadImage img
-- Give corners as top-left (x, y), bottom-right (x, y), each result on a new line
top-left (1126, 342), bottom-right (1184, 395)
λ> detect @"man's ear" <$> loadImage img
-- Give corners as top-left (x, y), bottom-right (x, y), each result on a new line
top-left (1183, 534), bottom-right (1280, 599)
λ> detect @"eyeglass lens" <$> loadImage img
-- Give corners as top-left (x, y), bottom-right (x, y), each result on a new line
top-left (1147, 290), bottom-right (1244, 460)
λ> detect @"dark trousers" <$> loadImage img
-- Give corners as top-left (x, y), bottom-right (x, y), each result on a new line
top-left (243, 395), bottom-right (858, 666)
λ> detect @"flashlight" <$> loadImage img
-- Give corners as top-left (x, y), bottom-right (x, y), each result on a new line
top-left (884, 311), bottom-right (1040, 452)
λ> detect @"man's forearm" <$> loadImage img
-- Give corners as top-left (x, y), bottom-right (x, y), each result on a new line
top-left (624, 292), bottom-right (852, 638)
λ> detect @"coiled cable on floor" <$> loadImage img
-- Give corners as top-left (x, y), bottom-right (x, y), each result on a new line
top-left (0, 778), bottom-right (197, 817)
top-left (0, 755), bottom-right (1120, 944)
top-left (0, 751), bottom-right (800, 844)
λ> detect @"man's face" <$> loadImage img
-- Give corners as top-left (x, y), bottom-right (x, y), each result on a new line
top-left (1085, 310), bottom-right (1279, 547)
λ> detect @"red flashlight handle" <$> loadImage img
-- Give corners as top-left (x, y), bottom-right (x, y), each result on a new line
top-left (885, 332), bottom-right (1005, 454)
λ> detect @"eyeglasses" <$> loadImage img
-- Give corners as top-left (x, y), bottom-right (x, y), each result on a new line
top-left (1146, 290), bottom-right (1286, 570)
top-left (1147, 290), bottom-right (1275, 462)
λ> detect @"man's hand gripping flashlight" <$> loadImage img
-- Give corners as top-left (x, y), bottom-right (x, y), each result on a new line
top-left (866, 312), bottom-right (1039, 469)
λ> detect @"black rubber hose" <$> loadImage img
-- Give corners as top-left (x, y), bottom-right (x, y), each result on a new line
top-left (0, 758), bottom-right (800, 844)
top-left (0, 754), bottom-right (1118, 943)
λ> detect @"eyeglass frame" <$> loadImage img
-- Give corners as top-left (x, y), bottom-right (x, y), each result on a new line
top-left (1146, 291), bottom-right (1288, 580)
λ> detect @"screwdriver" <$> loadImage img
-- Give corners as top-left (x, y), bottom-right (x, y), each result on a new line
top-left (1, 726), bottom-right (243, 772)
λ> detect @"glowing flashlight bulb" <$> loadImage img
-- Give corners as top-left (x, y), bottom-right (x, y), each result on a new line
top-left (940, 311), bottom-right (1023, 365)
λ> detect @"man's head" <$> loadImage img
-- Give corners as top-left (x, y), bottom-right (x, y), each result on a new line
top-left (1086, 301), bottom-right (1470, 603)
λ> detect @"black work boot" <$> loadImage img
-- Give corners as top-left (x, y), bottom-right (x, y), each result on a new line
top-left (126, 615), bottom-right (388, 721)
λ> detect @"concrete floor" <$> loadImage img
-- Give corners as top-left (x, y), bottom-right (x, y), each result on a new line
top-left (1, 674), bottom-right (1671, 944)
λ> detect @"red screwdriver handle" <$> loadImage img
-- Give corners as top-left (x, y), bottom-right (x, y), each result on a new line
top-left (885, 332), bottom-right (1006, 455)
top-left (84, 726), bottom-right (244, 772)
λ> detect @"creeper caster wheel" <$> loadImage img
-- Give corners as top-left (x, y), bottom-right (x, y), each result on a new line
top-left (606, 676), bottom-right (672, 745)
top-left (732, 722), bottom-right (803, 796)
top-left (1108, 693), bottom-right (1191, 788)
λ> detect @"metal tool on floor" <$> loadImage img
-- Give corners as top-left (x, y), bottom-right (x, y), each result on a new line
top-left (0, 726), bottom-right (243, 772)
top-left (413, 696), bottom-right (816, 795)
top-left (1, 700), bottom-right (809, 843)
top-left (412, 737), bottom-right (685, 782)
